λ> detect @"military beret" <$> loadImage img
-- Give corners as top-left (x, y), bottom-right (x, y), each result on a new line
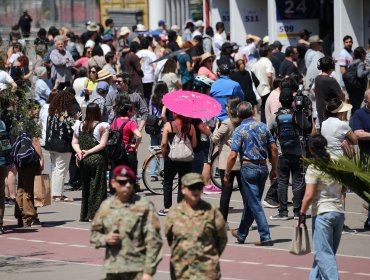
top-left (113, 165), bottom-right (136, 181)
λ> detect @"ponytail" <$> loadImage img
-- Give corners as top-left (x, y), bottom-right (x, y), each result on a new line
top-left (308, 135), bottom-right (330, 162)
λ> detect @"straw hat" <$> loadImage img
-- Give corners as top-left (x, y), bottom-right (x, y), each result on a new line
top-left (87, 22), bottom-right (99, 32)
top-left (120, 26), bottom-right (130, 36)
top-left (97, 69), bottom-right (113, 81)
top-left (199, 52), bottom-right (215, 66)
top-left (328, 101), bottom-right (352, 113)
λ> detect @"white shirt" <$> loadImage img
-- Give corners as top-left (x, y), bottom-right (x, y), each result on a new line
top-left (39, 104), bottom-right (50, 146)
top-left (0, 70), bottom-right (14, 91)
top-left (136, 49), bottom-right (157, 83)
top-left (101, 43), bottom-right (111, 56)
top-left (213, 32), bottom-right (226, 59)
top-left (321, 117), bottom-right (351, 158)
top-left (252, 57), bottom-right (275, 97)
top-left (73, 120), bottom-right (110, 142)
top-left (192, 30), bottom-right (202, 38)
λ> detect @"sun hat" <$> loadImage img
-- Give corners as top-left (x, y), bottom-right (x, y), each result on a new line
top-left (195, 20), bottom-right (204, 28)
top-left (262, 35), bottom-right (269, 44)
top-left (119, 26), bottom-right (130, 36)
top-left (87, 22), bottom-right (99, 32)
top-left (308, 35), bottom-right (323, 44)
top-left (181, 173), bottom-right (204, 187)
top-left (199, 52), bottom-right (215, 66)
top-left (327, 101), bottom-right (352, 113)
top-left (97, 69), bottom-right (113, 81)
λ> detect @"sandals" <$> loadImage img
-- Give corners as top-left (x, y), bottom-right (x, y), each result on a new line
top-left (53, 196), bottom-right (74, 202)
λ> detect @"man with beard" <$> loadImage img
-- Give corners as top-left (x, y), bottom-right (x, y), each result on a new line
top-left (337, 35), bottom-right (354, 88)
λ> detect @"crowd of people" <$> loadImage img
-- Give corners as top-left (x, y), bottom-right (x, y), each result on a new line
top-left (0, 16), bottom-right (369, 280)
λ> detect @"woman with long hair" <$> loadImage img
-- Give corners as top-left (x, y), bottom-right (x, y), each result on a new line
top-left (84, 65), bottom-right (101, 97)
top-left (300, 134), bottom-right (345, 280)
top-left (161, 59), bottom-right (181, 92)
top-left (230, 59), bottom-right (260, 105)
top-left (111, 94), bottom-right (142, 179)
top-left (45, 89), bottom-right (80, 202)
top-left (158, 112), bottom-right (197, 216)
top-left (72, 103), bottom-right (109, 221)
top-left (75, 46), bottom-right (92, 68)
top-left (178, 41), bottom-right (194, 90)
top-left (211, 96), bottom-right (243, 224)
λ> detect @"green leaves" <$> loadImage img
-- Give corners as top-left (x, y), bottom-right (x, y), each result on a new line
top-left (304, 155), bottom-right (370, 203)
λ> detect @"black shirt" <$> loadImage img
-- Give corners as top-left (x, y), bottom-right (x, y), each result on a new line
top-left (315, 75), bottom-right (342, 125)
top-left (279, 59), bottom-right (299, 77)
top-left (230, 70), bottom-right (259, 105)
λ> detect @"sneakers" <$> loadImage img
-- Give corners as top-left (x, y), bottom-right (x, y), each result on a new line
top-left (269, 213), bottom-right (289, 221)
top-left (263, 199), bottom-right (279, 208)
top-left (231, 228), bottom-right (245, 244)
top-left (0, 226), bottom-right (5, 234)
top-left (342, 224), bottom-right (357, 234)
top-left (203, 185), bottom-right (221, 194)
top-left (32, 218), bottom-right (44, 227)
top-left (157, 209), bottom-right (169, 216)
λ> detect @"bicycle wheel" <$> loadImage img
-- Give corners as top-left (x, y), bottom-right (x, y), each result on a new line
top-left (210, 151), bottom-right (239, 191)
top-left (142, 151), bottom-right (178, 195)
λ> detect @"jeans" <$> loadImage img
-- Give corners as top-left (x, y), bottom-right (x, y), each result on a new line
top-left (310, 212), bottom-right (344, 280)
top-left (149, 134), bottom-right (162, 177)
top-left (237, 164), bottom-right (271, 241)
top-left (49, 151), bottom-right (71, 197)
top-left (219, 169), bottom-right (244, 222)
top-left (163, 157), bottom-right (192, 209)
top-left (278, 154), bottom-right (306, 216)
top-left (191, 150), bottom-right (204, 174)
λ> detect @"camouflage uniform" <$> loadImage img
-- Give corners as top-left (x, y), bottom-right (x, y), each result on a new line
top-left (164, 199), bottom-right (227, 280)
top-left (90, 194), bottom-right (163, 278)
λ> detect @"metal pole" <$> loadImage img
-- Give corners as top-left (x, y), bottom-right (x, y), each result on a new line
top-left (71, 0), bottom-right (75, 27)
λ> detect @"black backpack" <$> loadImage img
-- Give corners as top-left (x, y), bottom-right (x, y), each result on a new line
top-left (343, 63), bottom-right (361, 90)
top-left (11, 132), bottom-right (39, 168)
top-left (106, 119), bottom-right (130, 163)
top-left (276, 109), bottom-right (299, 149)
top-left (145, 114), bottom-right (162, 136)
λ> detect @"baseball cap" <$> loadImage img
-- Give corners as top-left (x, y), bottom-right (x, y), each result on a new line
top-left (181, 173), bottom-right (204, 187)
top-left (102, 34), bottom-right (113, 42)
top-left (272, 40), bottom-right (283, 48)
top-left (195, 20), bottom-right (204, 27)
top-left (158, 20), bottom-right (166, 26)
top-left (96, 81), bottom-right (109, 92)
top-left (113, 165), bottom-right (136, 181)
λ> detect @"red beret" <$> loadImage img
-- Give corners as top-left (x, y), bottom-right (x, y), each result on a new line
top-left (113, 165), bottom-right (136, 181)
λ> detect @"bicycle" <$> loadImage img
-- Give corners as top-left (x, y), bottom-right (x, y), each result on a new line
top-left (210, 150), bottom-right (239, 191)
top-left (141, 146), bottom-right (178, 195)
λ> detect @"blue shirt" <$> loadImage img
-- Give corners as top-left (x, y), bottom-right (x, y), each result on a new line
top-left (209, 76), bottom-right (244, 120)
top-left (351, 107), bottom-right (370, 155)
top-left (231, 118), bottom-right (275, 161)
top-left (35, 79), bottom-right (51, 106)
top-left (178, 53), bottom-right (193, 85)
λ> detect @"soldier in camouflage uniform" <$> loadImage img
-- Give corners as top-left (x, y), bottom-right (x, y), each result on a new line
top-left (164, 173), bottom-right (228, 280)
top-left (90, 165), bottom-right (163, 280)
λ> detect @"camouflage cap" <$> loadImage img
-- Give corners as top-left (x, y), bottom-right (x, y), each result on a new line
top-left (181, 173), bottom-right (204, 187)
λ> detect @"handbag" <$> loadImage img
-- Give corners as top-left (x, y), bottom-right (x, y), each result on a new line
top-left (34, 174), bottom-right (51, 207)
top-left (289, 224), bottom-right (311, 255)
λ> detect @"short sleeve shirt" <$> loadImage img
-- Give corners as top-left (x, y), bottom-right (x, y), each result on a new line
top-left (73, 120), bottom-right (110, 142)
top-left (351, 107), bottom-right (370, 155)
top-left (162, 72), bottom-right (179, 92)
top-left (251, 57), bottom-right (275, 97)
top-left (111, 117), bottom-right (137, 152)
top-left (305, 165), bottom-right (344, 216)
top-left (231, 118), bottom-right (275, 160)
top-left (321, 117), bottom-right (351, 158)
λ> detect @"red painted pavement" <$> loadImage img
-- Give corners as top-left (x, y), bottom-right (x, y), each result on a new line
top-left (0, 225), bottom-right (369, 280)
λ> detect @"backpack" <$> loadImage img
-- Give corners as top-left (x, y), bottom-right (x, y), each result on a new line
top-left (11, 132), bottom-right (39, 168)
top-left (276, 109), bottom-right (299, 149)
top-left (168, 123), bottom-right (194, 162)
top-left (343, 63), bottom-right (361, 90)
top-left (145, 108), bottom-right (162, 136)
top-left (106, 119), bottom-right (130, 163)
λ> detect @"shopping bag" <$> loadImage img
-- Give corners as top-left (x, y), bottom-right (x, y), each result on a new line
top-left (289, 224), bottom-right (311, 255)
top-left (34, 174), bottom-right (51, 207)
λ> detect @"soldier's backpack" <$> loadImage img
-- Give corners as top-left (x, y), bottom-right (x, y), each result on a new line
top-left (276, 108), bottom-right (299, 149)
top-left (106, 118), bottom-right (130, 163)
top-left (343, 63), bottom-right (361, 90)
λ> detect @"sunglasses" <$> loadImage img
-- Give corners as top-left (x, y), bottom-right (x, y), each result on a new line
top-left (116, 179), bottom-right (134, 186)
top-left (115, 80), bottom-right (128, 84)
top-left (187, 184), bottom-right (204, 191)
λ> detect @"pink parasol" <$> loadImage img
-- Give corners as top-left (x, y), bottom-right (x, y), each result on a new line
top-left (162, 90), bottom-right (221, 118)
